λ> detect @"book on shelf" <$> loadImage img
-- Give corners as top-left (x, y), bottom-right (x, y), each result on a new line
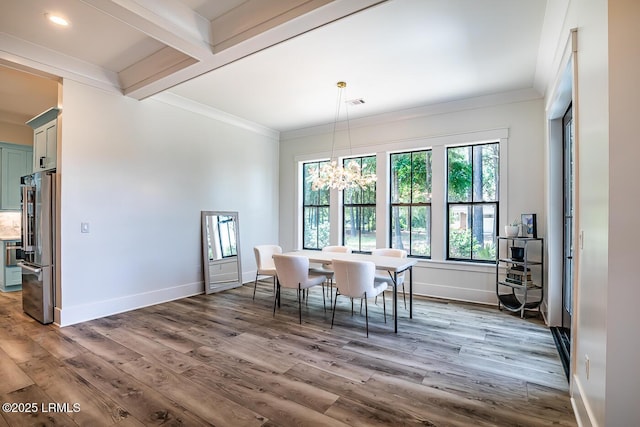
top-left (504, 277), bottom-right (535, 286)
top-left (507, 273), bottom-right (531, 281)
top-left (507, 266), bottom-right (531, 280)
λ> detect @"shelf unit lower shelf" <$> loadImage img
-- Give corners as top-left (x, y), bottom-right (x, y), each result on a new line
top-left (497, 292), bottom-right (542, 312)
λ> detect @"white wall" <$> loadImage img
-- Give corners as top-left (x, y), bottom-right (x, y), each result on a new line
top-left (57, 80), bottom-right (279, 326)
top-left (571, 1), bottom-right (610, 423)
top-left (279, 95), bottom-right (545, 305)
top-left (545, 0), bottom-right (640, 425)
top-left (605, 0), bottom-right (640, 425)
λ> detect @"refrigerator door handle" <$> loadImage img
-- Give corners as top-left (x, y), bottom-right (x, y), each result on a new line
top-left (22, 185), bottom-right (34, 253)
top-left (17, 261), bottom-right (41, 274)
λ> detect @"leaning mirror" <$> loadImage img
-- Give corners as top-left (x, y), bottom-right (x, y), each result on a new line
top-left (201, 211), bottom-right (242, 294)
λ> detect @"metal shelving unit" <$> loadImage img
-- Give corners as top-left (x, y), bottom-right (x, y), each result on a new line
top-left (496, 237), bottom-right (544, 318)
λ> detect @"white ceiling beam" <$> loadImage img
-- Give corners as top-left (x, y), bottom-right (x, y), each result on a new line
top-left (0, 33), bottom-right (121, 94)
top-left (211, 0), bottom-right (333, 53)
top-left (120, 46), bottom-right (198, 94)
top-left (80, 0), bottom-right (213, 60)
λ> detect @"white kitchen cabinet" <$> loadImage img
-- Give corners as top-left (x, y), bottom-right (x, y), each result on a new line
top-left (0, 240), bottom-right (21, 292)
top-left (27, 107), bottom-right (59, 172)
top-left (0, 144), bottom-right (32, 210)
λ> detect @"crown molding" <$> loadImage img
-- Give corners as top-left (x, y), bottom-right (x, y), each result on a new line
top-left (151, 92), bottom-right (279, 140)
top-left (281, 88), bottom-right (543, 141)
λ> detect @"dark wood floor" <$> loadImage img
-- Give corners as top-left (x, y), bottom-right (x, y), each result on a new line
top-left (0, 283), bottom-right (576, 426)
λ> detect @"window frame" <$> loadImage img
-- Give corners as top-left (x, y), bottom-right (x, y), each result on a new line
top-left (446, 142), bottom-right (499, 263)
top-left (302, 160), bottom-right (331, 250)
top-left (341, 155), bottom-right (377, 253)
top-left (389, 149), bottom-right (432, 258)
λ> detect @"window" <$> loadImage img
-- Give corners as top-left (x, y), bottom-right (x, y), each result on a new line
top-left (343, 156), bottom-right (376, 252)
top-left (447, 143), bottom-right (499, 261)
top-left (390, 150), bottom-right (432, 257)
top-left (302, 161), bottom-right (330, 249)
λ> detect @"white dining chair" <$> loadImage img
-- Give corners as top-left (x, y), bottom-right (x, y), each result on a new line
top-left (331, 259), bottom-right (387, 337)
top-left (308, 245), bottom-right (352, 300)
top-left (372, 248), bottom-right (407, 309)
top-left (252, 245), bottom-right (282, 300)
top-left (272, 254), bottom-right (326, 324)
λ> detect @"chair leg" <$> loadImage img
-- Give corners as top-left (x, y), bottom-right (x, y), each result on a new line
top-left (277, 277), bottom-right (281, 308)
top-left (322, 282), bottom-right (326, 312)
top-left (383, 291), bottom-right (387, 323)
top-left (330, 278), bottom-right (333, 306)
top-left (364, 293), bottom-right (369, 338)
top-left (331, 290), bottom-right (339, 328)
top-left (273, 282), bottom-right (279, 317)
top-left (298, 284), bottom-right (302, 324)
top-left (351, 298), bottom-right (354, 316)
top-left (402, 283), bottom-right (406, 310)
top-left (253, 272), bottom-right (259, 300)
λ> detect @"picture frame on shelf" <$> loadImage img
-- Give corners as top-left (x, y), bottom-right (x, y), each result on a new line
top-left (521, 213), bottom-right (537, 238)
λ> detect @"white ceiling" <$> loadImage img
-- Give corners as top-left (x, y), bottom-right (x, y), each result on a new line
top-left (0, 0), bottom-right (561, 132)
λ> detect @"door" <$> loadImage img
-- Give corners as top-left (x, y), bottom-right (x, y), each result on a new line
top-left (1, 147), bottom-right (30, 209)
top-left (34, 119), bottom-right (57, 171)
top-left (562, 104), bottom-right (574, 337)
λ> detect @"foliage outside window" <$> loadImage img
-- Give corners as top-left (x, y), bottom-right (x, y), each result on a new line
top-left (343, 156), bottom-right (376, 252)
top-left (447, 143), bottom-right (499, 261)
top-left (303, 161), bottom-right (330, 249)
top-left (390, 150), bottom-right (432, 257)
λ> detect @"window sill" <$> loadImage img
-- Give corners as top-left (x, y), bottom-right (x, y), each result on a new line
top-left (413, 258), bottom-right (495, 273)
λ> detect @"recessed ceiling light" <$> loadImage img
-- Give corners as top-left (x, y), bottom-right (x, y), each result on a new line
top-left (46, 13), bottom-right (70, 27)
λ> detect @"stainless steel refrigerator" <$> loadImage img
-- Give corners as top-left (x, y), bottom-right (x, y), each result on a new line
top-left (19, 170), bottom-right (56, 324)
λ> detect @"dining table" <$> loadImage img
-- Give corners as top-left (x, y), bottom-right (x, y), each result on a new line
top-left (282, 249), bottom-right (418, 333)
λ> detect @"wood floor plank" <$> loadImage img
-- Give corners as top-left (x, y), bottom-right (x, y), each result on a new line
top-left (0, 348), bottom-right (33, 395)
top-left (119, 356), bottom-right (266, 426)
top-left (17, 353), bottom-right (133, 426)
top-left (184, 363), bottom-right (351, 427)
top-left (1, 384), bottom-right (76, 427)
top-left (186, 343), bottom-right (340, 414)
top-left (65, 351), bottom-right (209, 426)
top-left (58, 323), bottom-right (142, 365)
top-left (31, 329), bottom-right (87, 361)
top-left (90, 325), bottom-right (204, 374)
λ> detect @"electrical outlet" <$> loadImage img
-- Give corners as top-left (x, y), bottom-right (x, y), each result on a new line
top-left (585, 354), bottom-right (590, 379)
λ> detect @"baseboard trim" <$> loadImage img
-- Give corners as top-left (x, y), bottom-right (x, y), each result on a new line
top-left (55, 281), bottom-right (203, 327)
top-left (413, 282), bottom-right (496, 306)
top-left (572, 375), bottom-right (598, 427)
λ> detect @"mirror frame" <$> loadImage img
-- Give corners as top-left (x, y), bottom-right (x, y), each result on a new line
top-left (201, 210), bottom-right (242, 294)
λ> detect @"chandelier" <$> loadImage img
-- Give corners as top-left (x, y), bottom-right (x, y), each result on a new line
top-left (309, 82), bottom-right (377, 191)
